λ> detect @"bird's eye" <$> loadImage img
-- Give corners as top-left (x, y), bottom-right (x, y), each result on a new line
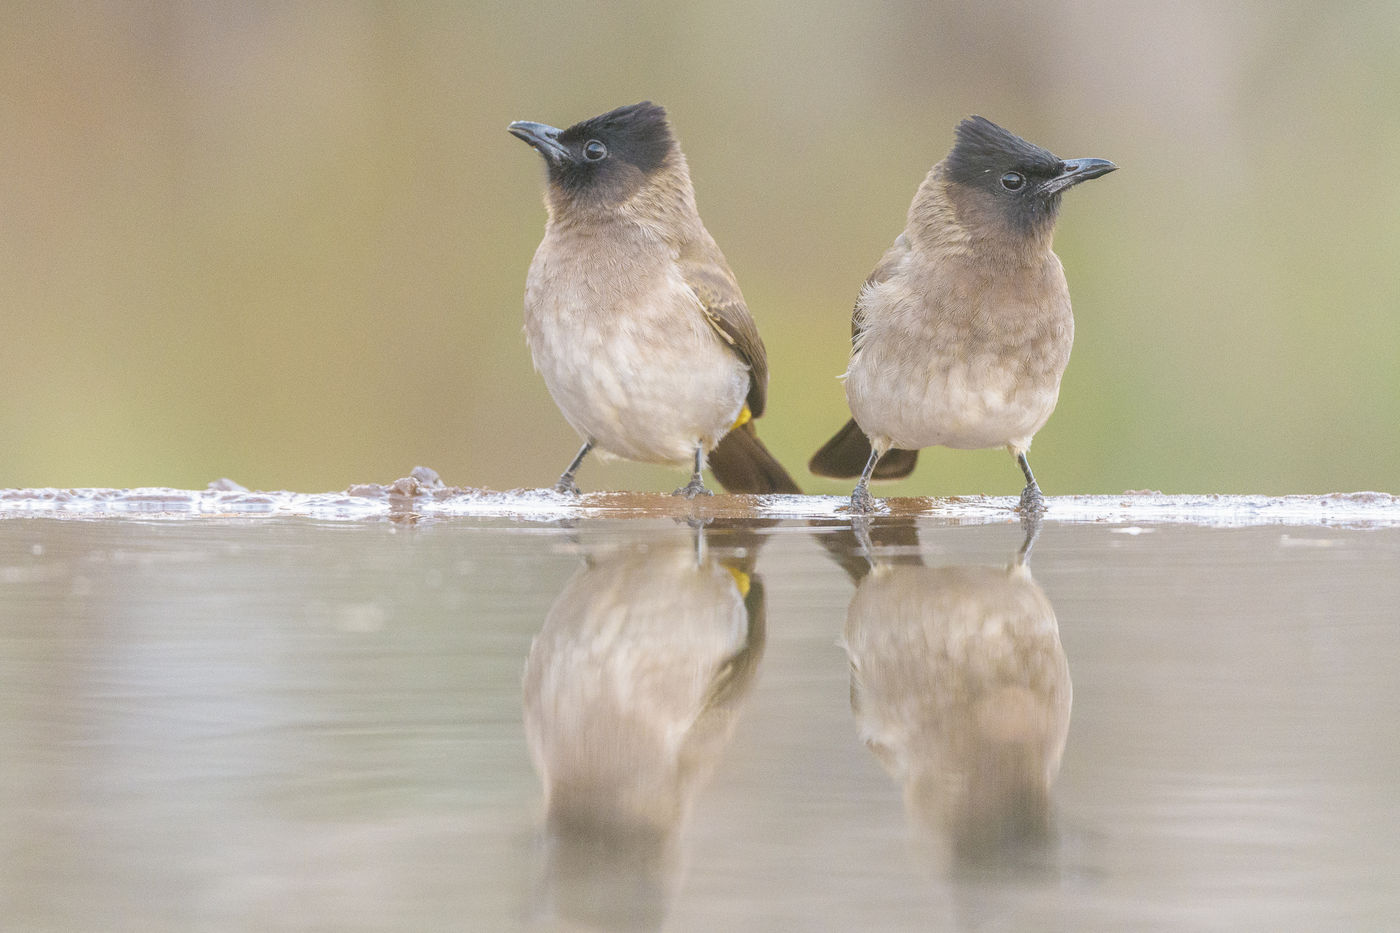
top-left (582, 140), bottom-right (607, 161)
top-left (1000, 172), bottom-right (1025, 191)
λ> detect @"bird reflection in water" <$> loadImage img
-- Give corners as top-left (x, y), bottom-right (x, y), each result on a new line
top-left (523, 522), bottom-right (767, 931)
top-left (832, 517), bottom-right (1071, 875)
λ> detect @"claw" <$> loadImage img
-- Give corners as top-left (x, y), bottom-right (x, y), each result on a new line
top-left (672, 477), bottom-right (713, 498)
top-left (848, 485), bottom-right (879, 513)
top-left (1017, 483), bottom-right (1047, 514)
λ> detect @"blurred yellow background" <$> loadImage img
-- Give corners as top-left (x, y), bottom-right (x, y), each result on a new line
top-left (1, 3), bottom-right (1396, 496)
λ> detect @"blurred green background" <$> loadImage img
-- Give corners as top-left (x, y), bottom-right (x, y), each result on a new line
top-left (1, 2), bottom-right (1396, 496)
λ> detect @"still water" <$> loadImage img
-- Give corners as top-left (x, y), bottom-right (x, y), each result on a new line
top-left (1, 511), bottom-right (1397, 931)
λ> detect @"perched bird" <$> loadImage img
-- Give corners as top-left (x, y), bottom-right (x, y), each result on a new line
top-left (809, 116), bottom-right (1116, 512)
top-left (509, 102), bottom-right (800, 497)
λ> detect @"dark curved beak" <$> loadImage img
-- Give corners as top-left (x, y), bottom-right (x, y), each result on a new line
top-left (508, 120), bottom-right (573, 164)
top-left (1043, 157), bottom-right (1117, 195)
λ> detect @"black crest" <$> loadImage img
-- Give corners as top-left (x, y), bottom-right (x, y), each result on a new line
top-left (945, 116), bottom-right (1062, 189)
top-left (944, 116), bottom-right (1077, 234)
top-left (550, 101), bottom-right (677, 195)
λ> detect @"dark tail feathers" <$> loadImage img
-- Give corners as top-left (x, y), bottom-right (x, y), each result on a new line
top-left (808, 418), bottom-right (918, 480)
top-left (709, 421), bottom-right (802, 494)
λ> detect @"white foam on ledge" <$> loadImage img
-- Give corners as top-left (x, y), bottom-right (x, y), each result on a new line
top-left (1, 472), bottom-right (1397, 528)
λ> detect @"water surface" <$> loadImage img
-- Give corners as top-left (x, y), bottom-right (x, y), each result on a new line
top-left (1, 511), bottom-right (1397, 931)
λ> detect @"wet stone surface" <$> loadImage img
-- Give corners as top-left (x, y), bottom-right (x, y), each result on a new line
top-left (1, 487), bottom-right (1398, 930)
top-left (1, 469), bottom-right (1397, 526)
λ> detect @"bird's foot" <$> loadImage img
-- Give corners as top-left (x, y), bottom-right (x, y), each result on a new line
top-left (553, 476), bottom-right (581, 496)
top-left (672, 476), bottom-right (713, 499)
top-left (1017, 483), bottom-right (1047, 514)
top-left (847, 486), bottom-right (880, 514)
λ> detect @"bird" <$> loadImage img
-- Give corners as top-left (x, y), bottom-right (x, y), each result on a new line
top-left (809, 116), bottom-right (1115, 513)
top-left (509, 102), bottom-right (801, 497)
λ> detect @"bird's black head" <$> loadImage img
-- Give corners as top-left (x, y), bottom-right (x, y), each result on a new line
top-left (944, 116), bottom-right (1116, 235)
top-left (509, 102), bottom-right (679, 207)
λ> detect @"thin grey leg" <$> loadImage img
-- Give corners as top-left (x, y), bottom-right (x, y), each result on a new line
top-left (1016, 451), bottom-right (1047, 514)
top-left (849, 446), bottom-right (883, 513)
top-left (554, 440), bottom-right (593, 496)
top-left (673, 443), bottom-right (713, 498)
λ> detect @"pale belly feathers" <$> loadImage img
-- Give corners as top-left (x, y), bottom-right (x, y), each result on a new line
top-left (847, 348), bottom-right (1063, 454)
top-left (844, 266), bottom-right (1073, 456)
top-left (525, 260), bottom-right (748, 466)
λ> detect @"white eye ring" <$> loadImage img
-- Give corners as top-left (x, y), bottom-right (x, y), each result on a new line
top-left (1000, 171), bottom-right (1025, 190)
top-left (583, 139), bottom-right (607, 161)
